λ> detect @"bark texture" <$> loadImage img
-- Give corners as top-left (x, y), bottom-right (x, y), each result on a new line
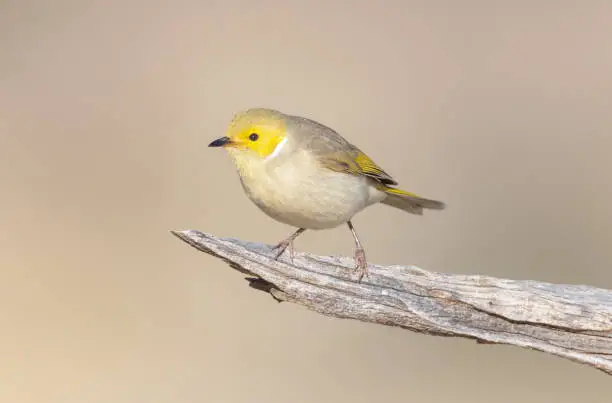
top-left (171, 229), bottom-right (612, 375)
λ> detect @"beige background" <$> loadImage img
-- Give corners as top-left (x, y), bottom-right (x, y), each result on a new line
top-left (1, 1), bottom-right (611, 402)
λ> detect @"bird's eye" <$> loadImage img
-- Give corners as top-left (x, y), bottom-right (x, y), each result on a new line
top-left (249, 133), bottom-right (259, 141)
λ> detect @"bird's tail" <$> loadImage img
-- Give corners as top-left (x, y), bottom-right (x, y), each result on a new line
top-left (379, 187), bottom-right (445, 215)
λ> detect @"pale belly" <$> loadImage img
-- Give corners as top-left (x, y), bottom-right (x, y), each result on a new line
top-left (239, 155), bottom-right (385, 230)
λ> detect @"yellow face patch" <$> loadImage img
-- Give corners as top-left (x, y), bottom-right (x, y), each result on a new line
top-left (232, 126), bottom-right (285, 158)
top-left (225, 109), bottom-right (287, 158)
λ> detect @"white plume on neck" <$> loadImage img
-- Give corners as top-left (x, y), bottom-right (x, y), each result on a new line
top-left (265, 136), bottom-right (289, 161)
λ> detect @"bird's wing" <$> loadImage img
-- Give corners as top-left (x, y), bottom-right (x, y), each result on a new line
top-left (291, 115), bottom-right (398, 186)
top-left (319, 147), bottom-right (398, 186)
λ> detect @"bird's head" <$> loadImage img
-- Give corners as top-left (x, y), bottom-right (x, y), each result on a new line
top-left (208, 108), bottom-right (291, 171)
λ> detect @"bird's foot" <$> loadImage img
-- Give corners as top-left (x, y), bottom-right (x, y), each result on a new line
top-left (354, 247), bottom-right (369, 282)
top-left (272, 238), bottom-right (294, 262)
top-left (271, 228), bottom-right (306, 263)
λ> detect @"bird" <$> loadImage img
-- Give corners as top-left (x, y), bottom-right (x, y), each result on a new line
top-left (208, 108), bottom-right (445, 280)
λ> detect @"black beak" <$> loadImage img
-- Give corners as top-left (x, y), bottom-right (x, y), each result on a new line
top-left (208, 136), bottom-right (231, 147)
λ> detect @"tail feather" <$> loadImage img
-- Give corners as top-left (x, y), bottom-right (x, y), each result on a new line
top-left (380, 187), bottom-right (445, 215)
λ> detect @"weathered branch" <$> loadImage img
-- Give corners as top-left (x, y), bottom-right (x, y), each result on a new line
top-left (171, 229), bottom-right (612, 375)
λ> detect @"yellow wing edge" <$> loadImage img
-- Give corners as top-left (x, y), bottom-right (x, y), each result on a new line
top-left (380, 186), bottom-right (421, 198)
top-left (353, 151), bottom-right (397, 185)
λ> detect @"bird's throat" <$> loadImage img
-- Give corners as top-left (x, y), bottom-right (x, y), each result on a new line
top-left (227, 149), bottom-right (266, 180)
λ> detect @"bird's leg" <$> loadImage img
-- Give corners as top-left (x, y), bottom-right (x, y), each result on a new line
top-left (347, 220), bottom-right (368, 281)
top-left (272, 228), bottom-right (306, 262)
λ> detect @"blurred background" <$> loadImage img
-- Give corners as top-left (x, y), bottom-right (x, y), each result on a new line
top-left (1, 1), bottom-right (611, 402)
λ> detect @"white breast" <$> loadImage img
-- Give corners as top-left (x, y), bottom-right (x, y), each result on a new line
top-left (238, 149), bottom-right (385, 230)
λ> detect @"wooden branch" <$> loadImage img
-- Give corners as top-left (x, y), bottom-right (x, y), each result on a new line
top-left (171, 229), bottom-right (612, 375)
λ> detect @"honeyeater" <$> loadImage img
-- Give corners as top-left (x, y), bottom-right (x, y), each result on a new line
top-left (208, 108), bottom-right (445, 280)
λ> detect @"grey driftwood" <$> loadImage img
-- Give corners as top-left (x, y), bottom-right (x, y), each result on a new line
top-left (171, 229), bottom-right (612, 375)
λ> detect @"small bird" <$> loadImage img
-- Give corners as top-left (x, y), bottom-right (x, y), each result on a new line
top-left (208, 108), bottom-right (445, 280)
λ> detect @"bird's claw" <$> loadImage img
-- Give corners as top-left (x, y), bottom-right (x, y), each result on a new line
top-left (354, 247), bottom-right (369, 281)
top-left (272, 239), bottom-right (294, 262)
